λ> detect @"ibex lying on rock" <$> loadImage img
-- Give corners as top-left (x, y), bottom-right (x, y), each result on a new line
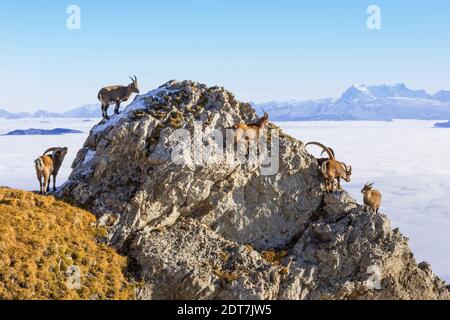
top-left (98, 75), bottom-right (140, 120)
top-left (305, 142), bottom-right (352, 192)
top-left (34, 147), bottom-right (68, 195)
top-left (234, 111), bottom-right (269, 145)
top-left (361, 183), bottom-right (382, 214)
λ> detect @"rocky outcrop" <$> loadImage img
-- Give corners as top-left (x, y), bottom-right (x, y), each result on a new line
top-left (61, 80), bottom-right (449, 300)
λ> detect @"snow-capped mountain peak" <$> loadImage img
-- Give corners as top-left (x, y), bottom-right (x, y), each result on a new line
top-left (338, 83), bottom-right (434, 103)
top-left (367, 83), bottom-right (430, 99)
top-left (254, 83), bottom-right (450, 121)
top-left (338, 84), bottom-right (376, 103)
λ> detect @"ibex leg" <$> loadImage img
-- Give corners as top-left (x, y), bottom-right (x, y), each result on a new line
top-left (102, 103), bottom-right (110, 120)
top-left (53, 175), bottom-right (57, 192)
top-left (43, 175), bottom-right (49, 195)
top-left (114, 101), bottom-right (121, 115)
top-left (37, 175), bottom-right (43, 195)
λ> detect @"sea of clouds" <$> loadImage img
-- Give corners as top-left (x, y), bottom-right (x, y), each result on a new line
top-left (0, 118), bottom-right (448, 282)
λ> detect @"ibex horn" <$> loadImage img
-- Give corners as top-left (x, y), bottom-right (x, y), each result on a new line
top-left (305, 142), bottom-right (335, 160)
top-left (43, 147), bottom-right (63, 155)
top-left (346, 164), bottom-right (352, 173)
top-left (320, 148), bottom-right (335, 158)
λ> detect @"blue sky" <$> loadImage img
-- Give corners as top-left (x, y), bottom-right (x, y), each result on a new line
top-left (0, 0), bottom-right (449, 112)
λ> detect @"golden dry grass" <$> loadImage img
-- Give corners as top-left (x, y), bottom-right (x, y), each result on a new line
top-left (0, 188), bottom-right (135, 300)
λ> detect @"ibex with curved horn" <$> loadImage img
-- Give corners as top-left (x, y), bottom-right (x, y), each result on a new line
top-left (318, 147), bottom-right (335, 167)
top-left (35, 147), bottom-right (68, 194)
top-left (361, 183), bottom-right (382, 214)
top-left (98, 75), bottom-right (140, 120)
top-left (305, 142), bottom-right (352, 192)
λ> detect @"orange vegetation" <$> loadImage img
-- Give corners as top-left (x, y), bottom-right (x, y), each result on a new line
top-left (0, 188), bottom-right (135, 300)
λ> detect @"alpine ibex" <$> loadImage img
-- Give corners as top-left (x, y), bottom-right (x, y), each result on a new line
top-left (361, 183), bottom-right (382, 214)
top-left (35, 147), bottom-right (68, 195)
top-left (44, 147), bottom-right (68, 192)
top-left (317, 147), bottom-right (335, 167)
top-left (305, 142), bottom-right (352, 192)
top-left (34, 155), bottom-right (53, 195)
top-left (98, 75), bottom-right (140, 120)
top-left (234, 111), bottom-right (269, 144)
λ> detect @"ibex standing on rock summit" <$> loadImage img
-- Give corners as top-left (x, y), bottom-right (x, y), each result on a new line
top-left (34, 147), bottom-right (68, 195)
top-left (305, 142), bottom-right (352, 192)
top-left (98, 76), bottom-right (140, 120)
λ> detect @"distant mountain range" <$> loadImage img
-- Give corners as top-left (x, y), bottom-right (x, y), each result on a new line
top-left (254, 84), bottom-right (450, 121)
top-left (2, 84), bottom-right (450, 123)
top-left (0, 104), bottom-right (101, 119)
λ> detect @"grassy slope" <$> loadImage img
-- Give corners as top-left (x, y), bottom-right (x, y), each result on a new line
top-left (0, 188), bottom-right (134, 300)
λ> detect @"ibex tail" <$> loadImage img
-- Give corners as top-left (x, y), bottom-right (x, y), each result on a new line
top-left (35, 158), bottom-right (44, 171)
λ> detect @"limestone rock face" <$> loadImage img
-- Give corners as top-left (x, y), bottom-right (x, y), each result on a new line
top-left (62, 80), bottom-right (449, 300)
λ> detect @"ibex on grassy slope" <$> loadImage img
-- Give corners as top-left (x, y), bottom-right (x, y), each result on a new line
top-left (98, 76), bottom-right (140, 120)
top-left (43, 147), bottom-right (68, 192)
top-left (305, 142), bottom-right (352, 192)
top-left (361, 183), bottom-right (382, 214)
top-left (35, 147), bottom-right (68, 195)
top-left (34, 155), bottom-right (53, 195)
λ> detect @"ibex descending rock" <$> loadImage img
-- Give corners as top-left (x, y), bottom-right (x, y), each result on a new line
top-left (98, 76), bottom-right (140, 120)
top-left (306, 142), bottom-right (352, 192)
top-left (35, 147), bottom-right (68, 194)
top-left (317, 147), bottom-right (335, 167)
top-left (361, 183), bottom-right (382, 214)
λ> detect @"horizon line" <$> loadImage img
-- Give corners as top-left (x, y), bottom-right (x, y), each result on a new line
top-left (2, 81), bottom-right (449, 114)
